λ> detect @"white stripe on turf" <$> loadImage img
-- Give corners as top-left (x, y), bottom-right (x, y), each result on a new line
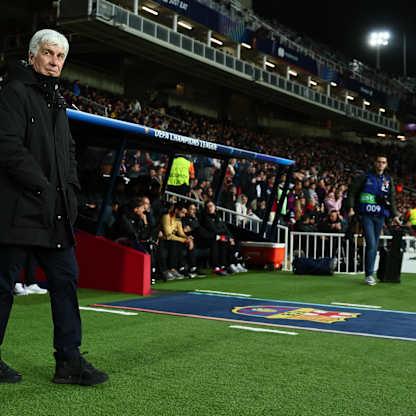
top-left (331, 302), bottom-right (382, 309)
top-left (229, 325), bottom-right (298, 335)
top-left (79, 306), bottom-right (138, 316)
top-left (193, 290), bottom-right (251, 297)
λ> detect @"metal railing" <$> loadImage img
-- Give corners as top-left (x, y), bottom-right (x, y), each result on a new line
top-left (88, 0), bottom-right (399, 132)
top-left (77, 95), bottom-right (108, 116)
top-left (289, 231), bottom-right (416, 274)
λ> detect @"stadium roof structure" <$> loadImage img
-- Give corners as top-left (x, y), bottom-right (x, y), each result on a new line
top-left (67, 109), bottom-right (295, 166)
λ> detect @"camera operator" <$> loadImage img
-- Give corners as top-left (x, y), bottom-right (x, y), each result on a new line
top-left (347, 155), bottom-right (401, 286)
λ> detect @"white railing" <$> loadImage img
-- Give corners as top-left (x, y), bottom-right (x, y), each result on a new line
top-left (165, 190), bottom-right (290, 270)
top-left (289, 231), bottom-right (416, 274)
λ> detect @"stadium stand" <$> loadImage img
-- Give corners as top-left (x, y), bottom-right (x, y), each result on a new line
top-left (1, 1), bottom-right (416, 281)
top-left (60, 78), bottom-right (416, 227)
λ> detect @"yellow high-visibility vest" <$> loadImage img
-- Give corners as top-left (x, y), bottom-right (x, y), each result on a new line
top-left (167, 157), bottom-right (191, 186)
top-left (409, 208), bottom-right (416, 226)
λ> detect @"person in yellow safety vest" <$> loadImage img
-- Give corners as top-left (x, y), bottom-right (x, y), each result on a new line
top-left (405, 206), bottom-right (416, 233)
top-left (166, 155), bottom-right (195, 196)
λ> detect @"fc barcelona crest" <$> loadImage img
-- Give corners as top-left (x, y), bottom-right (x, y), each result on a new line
top-left (232, 305), bottom-right (360, 324)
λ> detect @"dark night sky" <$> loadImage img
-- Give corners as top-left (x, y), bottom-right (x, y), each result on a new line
top-left (252, 1), bottom-right (416, 78)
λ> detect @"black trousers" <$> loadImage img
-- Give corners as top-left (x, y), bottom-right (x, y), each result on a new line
top-left (0, 245), bottom-right (81, 359)
top-left (211, 241), bottom-right (231, 268)
top-left (158, 240), bottom-right (196, 271)
top-left (210, 241), bottom-right (242, 269)
top-left (19, 252), bottom-right (38, 286)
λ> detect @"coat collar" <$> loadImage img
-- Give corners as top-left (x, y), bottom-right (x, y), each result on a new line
top-left (7, 60), bottom-right (67, 110)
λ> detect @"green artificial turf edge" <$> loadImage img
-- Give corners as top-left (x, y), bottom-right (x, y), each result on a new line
top-left (0, 271), bottom-right (415, 416)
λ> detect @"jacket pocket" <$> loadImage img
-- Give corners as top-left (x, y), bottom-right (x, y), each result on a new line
top-left (13, 188), bottom-right (51, 229)
top-left (66, 185), bottom-right (78, 226)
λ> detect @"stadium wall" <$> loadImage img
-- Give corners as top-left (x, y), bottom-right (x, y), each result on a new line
top-left (257, 116), bottom-right (331, 138)
top-left (62, 63), bottom-right (124, 95)
top-left (167, 95), bottom-right (219, 119)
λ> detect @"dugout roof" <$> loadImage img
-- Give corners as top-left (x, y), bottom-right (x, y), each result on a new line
top-left (67, 109), bottom-right (295, 166)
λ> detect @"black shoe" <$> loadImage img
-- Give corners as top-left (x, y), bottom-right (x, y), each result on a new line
top-left (0, 359), bottom-right (22, 384)
top-left (53, 354), bottom-right (108, 386)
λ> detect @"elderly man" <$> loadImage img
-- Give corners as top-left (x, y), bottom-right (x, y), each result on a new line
top-left (0, 29), bottom-right (108, 385)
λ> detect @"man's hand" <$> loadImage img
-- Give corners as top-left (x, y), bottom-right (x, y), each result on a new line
top-left (186, 238), bottom-right (194, 250)
top-left (392, 216), bottom-right (402, 226)
top-left (348, 208), bottom-right (355, 217)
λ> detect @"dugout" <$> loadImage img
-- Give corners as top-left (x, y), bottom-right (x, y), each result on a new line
top-left (67, 109), bottom-right (295, 294)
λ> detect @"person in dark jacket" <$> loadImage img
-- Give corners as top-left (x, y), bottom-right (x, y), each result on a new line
top-left (199, 201), bottom-right (247, 275)
top-left (318, 210), bottom-right (347, 234)
top-left (110, 197), bottom-right (151, 252)
top-left (0, 29), bottom-right (107, 385)
top-left (347, 155), bottom-right (401, 286)
top-left (181, 203), bottom-right (207, 278)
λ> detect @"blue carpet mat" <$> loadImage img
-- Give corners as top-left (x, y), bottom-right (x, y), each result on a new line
top-left (94, 292), bottom-right (416, 342)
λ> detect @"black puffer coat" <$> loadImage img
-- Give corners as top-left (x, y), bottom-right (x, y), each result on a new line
top-left (0, 61), bottom-right (80, 247)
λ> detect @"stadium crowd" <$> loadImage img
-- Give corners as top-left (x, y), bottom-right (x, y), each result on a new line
top-left (63, 78), bottom-right (416, 227)
top-left (1, 69), bottom-right (415, 282)
top-left (60, 77), bottom-right (416, 280)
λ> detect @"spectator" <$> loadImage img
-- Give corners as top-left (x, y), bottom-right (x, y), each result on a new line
top-left (199, 201), bottom-right (247, 275)
top-left (324, 191), bottom-right (343, 213)
top-left (254, 198), bottom-right (267, 219)
top-left (405, 201), bottom-right (416, 234)
top-left (235, 194), bottom-right (249, 225)
top-left (159, 203), bottom-right (196, 280)
top-left (109, 197), bottom-right (152, 253)
top-left (181, 203), bottom-right (207, 277)
top-left (295, 213), bottom-right (318, 232)
top-left (319, 210), bottom-right (347, 233)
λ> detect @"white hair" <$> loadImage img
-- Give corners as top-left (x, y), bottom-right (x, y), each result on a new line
top-left (28, 29), bottom-right (69, 58)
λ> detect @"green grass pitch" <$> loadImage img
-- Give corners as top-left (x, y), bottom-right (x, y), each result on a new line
top-left (1, 271), bottom-right (415, 416)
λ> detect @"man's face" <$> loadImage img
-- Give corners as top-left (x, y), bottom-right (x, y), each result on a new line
top-left (375, 157), bottom-right (388, 173)
top-left (206, 202), bottom-right (216, 214)
top-left (329, 211), bottom-right (338, 222)
top-left (143, 197), bottom-right (150, 212)
top-left (29, 43), bottom-right (66, 77)
top-left (188, 205), bottom-right (197, 217)
top-left (134, 205), bottom-right (145, 216)
top-left (177, 208), bottom-right (187, 218)
top-left (132, 163), bottom-right (140, 172)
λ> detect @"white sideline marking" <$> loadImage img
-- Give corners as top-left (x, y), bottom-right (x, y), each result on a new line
top-left (230, 325), bottom-right (298, 335)
top-left (79, 306), bottom-right (138, 316)
top-left (331, 302), bottom-right (382, 309)
top-left (194, 290), bottom-right (252, 297)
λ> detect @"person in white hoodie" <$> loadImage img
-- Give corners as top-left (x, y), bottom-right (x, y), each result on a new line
top-left (235, 194), bottom-right (248, 226)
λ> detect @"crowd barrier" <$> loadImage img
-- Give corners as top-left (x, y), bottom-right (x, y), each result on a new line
top-left (289, 231), bottom-right (416, 274)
